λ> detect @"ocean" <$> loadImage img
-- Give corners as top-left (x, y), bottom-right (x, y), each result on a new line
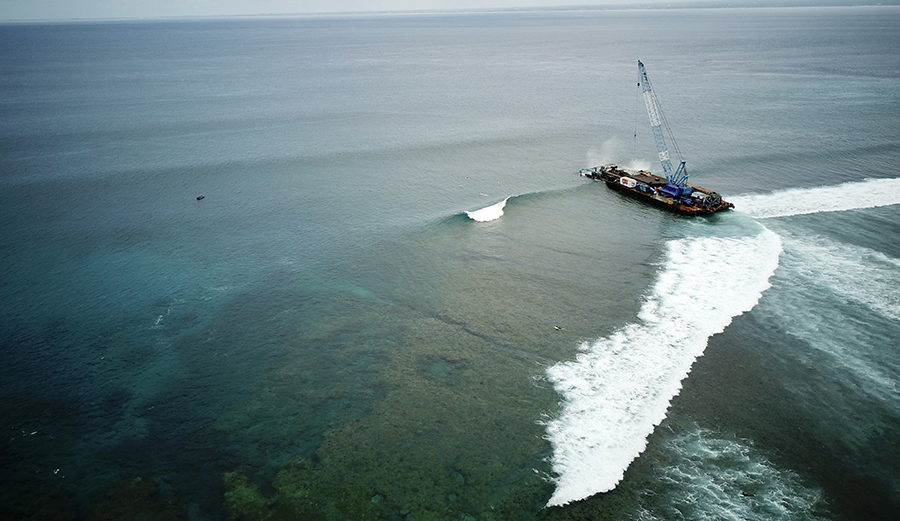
top-left (1, 5), bottom-right (899, 520)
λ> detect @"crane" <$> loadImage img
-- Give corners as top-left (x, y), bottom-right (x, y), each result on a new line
top-left (637, 60), bottom-right (689, 194)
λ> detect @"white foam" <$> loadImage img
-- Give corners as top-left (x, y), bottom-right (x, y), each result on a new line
top-left (544, 228), bottom-right (782, 506)
top-left (785, 235), bottom-right (900, 321)
top-left (771, 235), bottom-right (900, 410)
top-left (731, 177), bottom-right (900, 219)
top-left (636, 426), bottom-right (827, 521)
top-left (465, 197), bottom-right (510, 222)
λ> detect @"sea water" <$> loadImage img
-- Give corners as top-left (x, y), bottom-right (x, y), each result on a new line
top-left (2, 6), bottom-right (899, 520)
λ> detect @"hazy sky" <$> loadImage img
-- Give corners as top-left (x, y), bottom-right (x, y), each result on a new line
top-left (0, 0), bottom-right (688, 22)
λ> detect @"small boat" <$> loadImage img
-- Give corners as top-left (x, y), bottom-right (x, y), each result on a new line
top-left (581, 61), bottom-right (733, 216)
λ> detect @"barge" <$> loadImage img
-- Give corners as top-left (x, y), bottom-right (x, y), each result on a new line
top-left (582, 61), bottom-right (733, 216)
top-left (580, 165), bottom-right (733, 216)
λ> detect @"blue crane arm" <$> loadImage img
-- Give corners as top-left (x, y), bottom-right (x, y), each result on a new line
top-left (638, 60), bottom-right (675, 177)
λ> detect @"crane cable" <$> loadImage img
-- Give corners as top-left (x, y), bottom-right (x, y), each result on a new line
top-left (654, 82), bottom-right (684, 167)
top-left (633, 78), bottom-right (641, 163)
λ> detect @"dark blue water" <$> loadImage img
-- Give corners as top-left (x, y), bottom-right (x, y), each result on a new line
top-left (2, 7), bottom-right (899, 520)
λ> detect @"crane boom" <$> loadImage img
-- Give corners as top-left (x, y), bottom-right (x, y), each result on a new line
top-left (638, 60), bottom-right (688, 187)
top-left (638, 60), bottom-right (673, 176)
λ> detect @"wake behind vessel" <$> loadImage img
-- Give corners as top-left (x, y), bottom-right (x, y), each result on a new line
top-left (581, 61), bottom-right (733, 216)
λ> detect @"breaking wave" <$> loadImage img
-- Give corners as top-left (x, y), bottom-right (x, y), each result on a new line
top-left (543, 177), bottom-right (900, 506)
top-left (544, 228), bottom-right (782, 507)
top-left (465, 197), bottom-right (511, 222)
top-left (730, 177), bottom-right (900, 218)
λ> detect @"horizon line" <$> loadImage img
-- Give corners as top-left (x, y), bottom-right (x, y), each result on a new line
top-left (1, 0), bottom-right (896, 24)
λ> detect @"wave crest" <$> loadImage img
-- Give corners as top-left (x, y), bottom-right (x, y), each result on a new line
top-left (465, 197), bottom-right (511, 222)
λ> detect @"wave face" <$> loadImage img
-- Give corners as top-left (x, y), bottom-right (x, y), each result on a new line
top-left (544, 228), bottom-right (782, 507)
top-left (730, 177), bottom-right (900, 219)
top-left (465, 197), bottom-right (510, 222)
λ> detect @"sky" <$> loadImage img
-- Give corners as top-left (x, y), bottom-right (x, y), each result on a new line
top-left (0, 0), bottom-right (695, 22)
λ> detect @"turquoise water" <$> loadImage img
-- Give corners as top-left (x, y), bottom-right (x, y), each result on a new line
top-left (2, 6), bottom-right (900, 520)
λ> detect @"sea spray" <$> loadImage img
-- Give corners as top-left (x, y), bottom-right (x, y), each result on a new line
top-left (586, 139), bottom-right (651, 173)
top-left (466, 197), bottom-right (511, 222)
top-left (731, 177), bottom-right (900, 219)
top-left (586, 138), bottom-right (623, 168)
top-left (544, 228), bottom-right (782, 506)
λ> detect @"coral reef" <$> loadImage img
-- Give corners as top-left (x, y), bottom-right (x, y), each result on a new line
top-left (221, 311), bottom-right (558, 521)
top-left (86, 476), bottom-right (185, 521)
top-left (223, 472), bottom-right (274, 521)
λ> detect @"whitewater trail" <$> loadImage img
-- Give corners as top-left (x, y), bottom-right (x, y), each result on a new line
top-left (730, 177), bottom-right (900, 219)
top-left (545, 229), bottom-right (782, 506)
top-left (466, 197), bottom-right (510, 222)
top-left (544, 177), bottom-right (900, 507)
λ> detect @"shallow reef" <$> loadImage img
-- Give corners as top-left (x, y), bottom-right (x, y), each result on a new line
top-left (86, 476), bottom-right (186, 521)
top-left (219, 306), bottom-right (561, 521)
